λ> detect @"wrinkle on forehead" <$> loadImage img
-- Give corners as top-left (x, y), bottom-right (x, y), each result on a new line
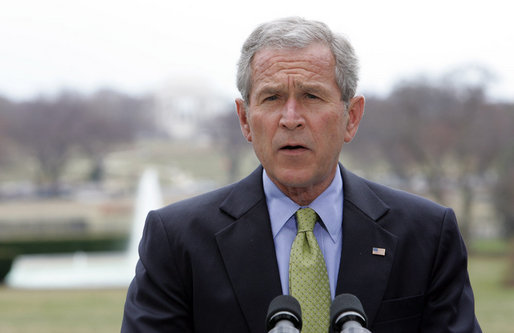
top-left (249, 44), bottom-right (339, 101)
top-left (252, 46), bottom-right (334, 81)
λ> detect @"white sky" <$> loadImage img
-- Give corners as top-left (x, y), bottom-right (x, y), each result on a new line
top-left (1, 0), bottom-right (513, 102)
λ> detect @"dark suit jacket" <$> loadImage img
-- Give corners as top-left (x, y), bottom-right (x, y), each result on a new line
top-left (122, 166), bottom-right (481, 332)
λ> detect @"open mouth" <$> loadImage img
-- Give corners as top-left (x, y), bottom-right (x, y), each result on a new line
top-left (281, 145), bottom-right (306, 151)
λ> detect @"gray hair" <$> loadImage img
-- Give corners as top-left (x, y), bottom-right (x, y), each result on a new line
top-left (236, 17), bottom-right (359, 104)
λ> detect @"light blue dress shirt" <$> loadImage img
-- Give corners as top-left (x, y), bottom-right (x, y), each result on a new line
top-left (263, 166), bottom-right (343, 299)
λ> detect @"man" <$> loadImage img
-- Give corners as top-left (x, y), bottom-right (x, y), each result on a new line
top-left (122, 17), bottom-right (481, 332)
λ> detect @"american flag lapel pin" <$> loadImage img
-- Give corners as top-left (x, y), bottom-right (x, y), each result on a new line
top-left (372, 247), bottom-right (386, 256)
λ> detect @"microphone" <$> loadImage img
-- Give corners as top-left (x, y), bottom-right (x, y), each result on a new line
top-left (330, 293), bottom-right (371, 333)
top-left (266, 295), bottom-right (302, 333)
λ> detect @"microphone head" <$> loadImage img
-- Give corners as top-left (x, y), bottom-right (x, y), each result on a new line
top-left (330, 293), bottom-right (368, 330)
top-left (266, 295), bottom-right (302, 331)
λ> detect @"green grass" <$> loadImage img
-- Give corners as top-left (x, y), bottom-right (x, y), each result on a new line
top-left (0, 288), bottom-right (127, 333)
top-left (471, 238), bottom-right (510, 256)
top-left (470, 256), bottom-right (514, 333)
top-left (0, 256), bottom-right (512, 332)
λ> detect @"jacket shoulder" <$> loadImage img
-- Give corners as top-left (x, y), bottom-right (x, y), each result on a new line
top-left (344, 167), bottom-right (449, 218)
top-left (149, 166), bottom-right (264, 233)
top-left (365, 178), bottom-right (448, 213)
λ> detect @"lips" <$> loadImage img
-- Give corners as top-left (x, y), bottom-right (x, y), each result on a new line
top-left (279, 143), bottom-right (309, 153)
top-left (282, 145), bottom-right (304, 150)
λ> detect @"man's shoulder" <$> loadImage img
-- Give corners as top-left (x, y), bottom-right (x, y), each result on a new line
top-left (150, 166), bottom-right (264, 229)
top-left (344, 169), bottom-right (459, 255)
top-left (158, 183), bottom-right (235, 216)
top-left (367, 177), bottom-right (446, 210)
top-left (342, 168), bottom-right (451, 229)
top-left (345, 169), bottom-right (447, 212)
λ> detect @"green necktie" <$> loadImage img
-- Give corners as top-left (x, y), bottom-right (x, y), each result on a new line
top-left (289, 207), bottom-right (331, 333)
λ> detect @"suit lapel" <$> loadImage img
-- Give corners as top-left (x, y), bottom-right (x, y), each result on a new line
top-left (213, 166), bottom-right (399, 329)
top-left (336, 168), bottom-right (398, 325)
top-left (215, 167), bottom-right (282, 333)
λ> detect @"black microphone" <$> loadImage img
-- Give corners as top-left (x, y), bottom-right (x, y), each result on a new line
top-left (266, 295), bottom-right (302, 333)
top-left (330, 293), bottom-right (371, 333)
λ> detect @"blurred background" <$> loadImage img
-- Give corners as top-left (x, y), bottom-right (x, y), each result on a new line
top-left (1, 0), bottom-right (513, 332)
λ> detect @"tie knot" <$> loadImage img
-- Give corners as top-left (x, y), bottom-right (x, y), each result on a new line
top-left (295, 207), bottom-right (318, 232)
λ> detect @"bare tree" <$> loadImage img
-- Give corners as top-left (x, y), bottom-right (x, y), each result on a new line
top-left (77, 89), bottom-right (155, 181)
top-left (0, 96), bottom-right (14, 167)
top-left (348, 69), bottom-right (507, 243)
top-left (490, 103), bottom-right (514, 237)
top-left (201, 104), bottom-right (251, 183)
top-left (352, 80), bottom-right (460, 202)
top-left (10, 91), bottom-right (86, 194)
top-left (8, 89), bottom-right (155, 194)
top-left (485, 103), bottom-right (514, 286)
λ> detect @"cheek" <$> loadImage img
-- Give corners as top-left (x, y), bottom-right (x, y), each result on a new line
top-left (317, 115), bottom-right (346, 148)
top-left (249, 113), bottom-right (275, 138)
top-left (247, 117), bottom-right (268, 152)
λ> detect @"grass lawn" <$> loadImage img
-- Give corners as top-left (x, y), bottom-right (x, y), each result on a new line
top-left (470, 256), bottom-right (514, 333)
top-left (0, 256), bottom-right (512, 332)
top-left (0, 288), bottom-right (127, 333)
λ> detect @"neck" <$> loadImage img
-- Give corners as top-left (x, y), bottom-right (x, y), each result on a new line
top-left (273, 169), bottom-right (337, 206)
top-left (283, 188), bottom-right (322, 206)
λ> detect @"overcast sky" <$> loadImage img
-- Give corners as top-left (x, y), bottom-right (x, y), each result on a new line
top-left (1, 0), bottom-right (512, 102)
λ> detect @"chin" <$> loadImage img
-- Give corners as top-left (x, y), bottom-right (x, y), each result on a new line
top-left (273, 169), bottom-right (316, 188)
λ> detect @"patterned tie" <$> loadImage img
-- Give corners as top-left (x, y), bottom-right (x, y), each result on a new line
top-left (289, 207), bottom-right (331, 333)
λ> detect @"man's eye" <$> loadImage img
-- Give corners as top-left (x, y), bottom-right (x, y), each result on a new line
top-left (263, 95), bottom-right (278, 102)
top-left (305, 93), bottom-right (319, 99)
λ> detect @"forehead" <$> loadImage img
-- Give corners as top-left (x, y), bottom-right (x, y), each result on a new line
top-left (250, 43), bottom-right (336, 88)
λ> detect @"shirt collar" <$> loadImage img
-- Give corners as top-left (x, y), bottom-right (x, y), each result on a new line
top-left (263, 165), bottom-right (343, 243)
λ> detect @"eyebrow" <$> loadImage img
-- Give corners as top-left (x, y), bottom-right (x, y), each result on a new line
top-left (254, 84), bottom-right (285, 99)
top-left (296, 83), bottom-right (328, 95)
top-left (256, 84), bottom-right (284, 95)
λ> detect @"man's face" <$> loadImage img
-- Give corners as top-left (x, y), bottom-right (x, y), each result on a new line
top-left (236, 43), bottom-right (364, 200)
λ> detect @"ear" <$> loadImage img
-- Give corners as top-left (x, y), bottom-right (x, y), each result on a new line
top-left (344, 95), bottom-right (365, 143)
top-left (235, 98), bottom-right (252, 142)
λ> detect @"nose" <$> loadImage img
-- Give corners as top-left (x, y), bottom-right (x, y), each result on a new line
top-left (279, 97), bottom-right (304, 130)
